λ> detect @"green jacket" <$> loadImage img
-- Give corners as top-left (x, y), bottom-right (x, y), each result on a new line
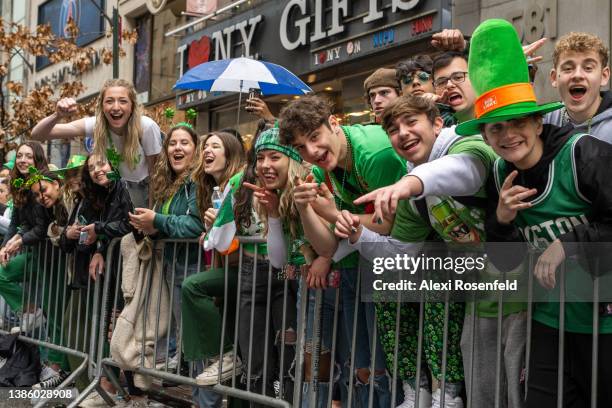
top-left (154, 179), bottom-right (203, 238)
top-left (153, 178), bottom-right (203, 268)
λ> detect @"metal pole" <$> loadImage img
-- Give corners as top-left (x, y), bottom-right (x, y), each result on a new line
top-left (112, 7), bottom-right (119, 79)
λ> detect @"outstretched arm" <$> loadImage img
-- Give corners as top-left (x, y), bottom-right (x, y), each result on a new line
top-left (31, 98), bottom-right (86, 141)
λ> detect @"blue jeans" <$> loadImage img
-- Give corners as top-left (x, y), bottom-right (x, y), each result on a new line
top-left (341, 266), bottom-right (391, 408)
top-left (192, 361), bottom-right (223, 408)
top-left (298, 280), bottom-right (347, 408)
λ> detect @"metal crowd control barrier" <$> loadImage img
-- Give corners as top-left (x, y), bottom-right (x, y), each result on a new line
top-left (0, 239), bottom-right (108, 408)
top-left (0, 236), bottom-right (606, 408)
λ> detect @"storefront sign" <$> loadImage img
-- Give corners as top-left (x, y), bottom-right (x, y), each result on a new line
top-left (373, 29), bottom-right (395, 48)
top-left (176, 89), bottom-right (209, 109)
top-left (179, 0), bottom-right (450, 79)
top-left (35, 48), bottom-right (105, 88)
top-left (280, 0), bottom-right (422, 50)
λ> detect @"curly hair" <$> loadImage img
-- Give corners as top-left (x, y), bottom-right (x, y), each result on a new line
top-left (553, 32), bottom-right (609, 68)
top-left (256, 158), bottom-right (310, 241)
top-left (150, 125), bottom-right (199, 207)
top-left (192, 131), bottom-right (245, 222)
top-left (278, 95), bottom-right (333, 146)
top-left (92, 79), bottom-right (143, 170)
top-left (10, 141), bottom-right (48, 208)
top-left (396, 54), bottom-right (434, 82)
top-left (381, 95), bottom-right (440, 134)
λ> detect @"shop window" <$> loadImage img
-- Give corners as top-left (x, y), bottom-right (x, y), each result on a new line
top-left (150, 7), bottom-right (186, 101)
top-left (134, 14), bottom-right (152, 101)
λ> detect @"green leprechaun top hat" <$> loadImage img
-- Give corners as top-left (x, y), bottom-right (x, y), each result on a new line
top-left (53, 154), bottom-right (87, 176)
top-left (455, 19), bottom-right (563, 136)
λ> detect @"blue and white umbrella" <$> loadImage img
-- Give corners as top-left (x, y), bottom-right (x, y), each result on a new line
top-left (174, 57), bottom-right (312, 95)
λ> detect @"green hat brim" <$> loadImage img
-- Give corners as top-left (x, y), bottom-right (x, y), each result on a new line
top-left (456, 101), bottom-right (564, 136)
top-left (52, 155), bottom-right (87, 175)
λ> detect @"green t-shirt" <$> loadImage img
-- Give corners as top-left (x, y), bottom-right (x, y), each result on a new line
top-left (312, 124), bottom-right (407, 267)
top-left (391, 135), bottom-right (525, 317)
top-left (493, 133), bottom-right (609, 334)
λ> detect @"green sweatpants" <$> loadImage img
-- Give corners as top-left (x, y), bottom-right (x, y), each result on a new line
top-left (181, 267), bottom-right (238, 362)
top-left (0, 253), bottom-right (27, 311)
top-left (376, 301), bottom-right (465, 383)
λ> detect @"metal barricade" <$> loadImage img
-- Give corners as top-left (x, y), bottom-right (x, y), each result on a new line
top-left (1, 236), bottom-right (605, 408)
top-left (0, 239), bottom-right (108, 407)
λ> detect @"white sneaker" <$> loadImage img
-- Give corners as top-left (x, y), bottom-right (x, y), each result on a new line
top-left (431, 388), bottom-right (464, 408)
top-left (155, 354), bottom-right (179, 371)
top-left (13, 309), bottom-right (46, 333)
top-left (196, 352), bottom-right (242, 386)
top-left (78, 390), bottom-right (122, 407)
top-left (396, 381), bottom-right (432, 408)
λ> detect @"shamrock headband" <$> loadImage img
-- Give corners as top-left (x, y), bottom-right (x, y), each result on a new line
top-left (164, 108), bottom-right (197, 129)
top-left (254, 128), bottom-right (302, 163)
top-left (12, 166), bottom-right (58, 190)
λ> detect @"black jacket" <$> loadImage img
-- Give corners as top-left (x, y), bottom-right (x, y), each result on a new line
top-left (0, 332), bottom-right (41, 387)
top-left (82, 180), bottom-right (134, 255)
top-left (60, 181), bottom-right (137, 287)
top-left (485, 124), bottom-right (612, 273)
top-left (2, 193), bottom-right (51, 246)
top-left (59, 197), bottom-right (99, 288)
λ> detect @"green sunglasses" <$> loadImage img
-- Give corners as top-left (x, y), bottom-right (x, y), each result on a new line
top-left (402, 71), bottom-right (431, 85)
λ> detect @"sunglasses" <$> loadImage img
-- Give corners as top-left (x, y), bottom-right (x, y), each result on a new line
top-left (402, 71), bottom-right (431, 86)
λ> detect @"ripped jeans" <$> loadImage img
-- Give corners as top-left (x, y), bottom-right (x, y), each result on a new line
top-left (238, 256), bottom-right (297, 404)
top-left (341, 266), bottom-right (391, 408)
top-left (298, 279), bottom-right (352, 408)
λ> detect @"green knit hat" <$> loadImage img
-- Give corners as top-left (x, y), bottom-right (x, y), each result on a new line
top-left (255, 128), bottom-right (302, 163)
top-left (455, 19), bottom-right (563, 136)
top-left (53, 154), bottom-right (87, 175)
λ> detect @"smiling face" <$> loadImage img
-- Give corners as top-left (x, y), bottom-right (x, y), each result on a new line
top-left (482, 115), bottom-right (544, 169)
top-left (202, 135), bottom-right (227, 182)
top-left (87, 155), bottom-right (112, 187)
top-left (102, 86), bottom-right (133, 134)
top-left (256, 149), bottom-right (290, 190)
top-left (433, 57), bottom-right (476, 115)
top-left (291, 117), bottom-right (343, 171)
top-left (30, 179), bottom-right (61, 208)
top-left (551, 50), bottom-right (610, 123)
top-left (168, 129), bottom-right (196, 175)
top-left (15, 145), bottom-right (35, 176)
top-left (368, 86), bottom-right (400, 119)
top-left (386, 112), bottom-right (443, 165)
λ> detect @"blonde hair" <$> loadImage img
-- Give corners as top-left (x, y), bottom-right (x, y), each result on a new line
top-left (258, 158), bottom-right (310, 240)
top-left (193, 131), bottom-right (245, 222)
top-left (92, 79), bottom-right (143, 170)
top-left (150, 125), bottom-right (199, 206)
top-left (553, 32), bottom-right (609, 68)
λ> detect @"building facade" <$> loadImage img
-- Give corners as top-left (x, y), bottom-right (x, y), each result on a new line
top-left (11, 0), bottom-right (612, 157)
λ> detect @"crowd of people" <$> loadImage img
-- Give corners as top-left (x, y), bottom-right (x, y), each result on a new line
top-left (0, 18), bottom-right (611, 408)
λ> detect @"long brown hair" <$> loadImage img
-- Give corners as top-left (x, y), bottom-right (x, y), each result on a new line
top-left (10, 141), bottom-right (49, 208)
top-left (256, 158), bottom-right (310, 240)
top-left (150, 125), bottom-right (199, 207)
top-left (192, 131), bottom-right (245, 222)
top-left (92, 79), bottom-right (143, 170)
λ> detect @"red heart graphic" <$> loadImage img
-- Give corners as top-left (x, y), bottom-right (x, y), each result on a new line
top-left (188, 36), bottom-right (211, 69)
